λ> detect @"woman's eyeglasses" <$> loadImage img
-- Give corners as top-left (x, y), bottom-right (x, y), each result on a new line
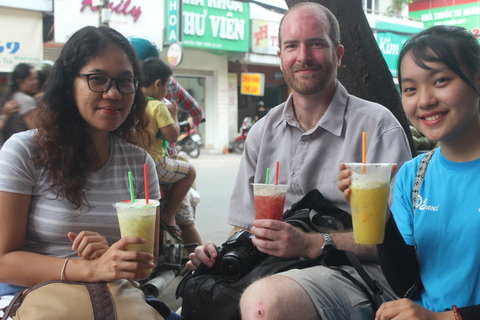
top-left (76, 73), bottom-right (140, 94)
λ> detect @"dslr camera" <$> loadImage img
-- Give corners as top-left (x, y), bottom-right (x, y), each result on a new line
top-left (212, 230), bottom-right (268, 282)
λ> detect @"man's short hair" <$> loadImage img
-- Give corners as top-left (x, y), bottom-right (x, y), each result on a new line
top-left (278, 3), bottom-right (341, 49)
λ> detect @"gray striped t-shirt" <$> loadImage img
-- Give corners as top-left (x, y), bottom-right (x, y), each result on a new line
top-left (0, 130), bottom-right (160, 258)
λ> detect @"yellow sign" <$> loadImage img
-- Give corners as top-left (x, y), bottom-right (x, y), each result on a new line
top-left (240, 73), bottom-right (265, 96)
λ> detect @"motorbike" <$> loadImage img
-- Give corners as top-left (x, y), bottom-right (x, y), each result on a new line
top-left (233, 116), bottom-right (252, 154)
top-left (176, 120), bottom-right (202, 159)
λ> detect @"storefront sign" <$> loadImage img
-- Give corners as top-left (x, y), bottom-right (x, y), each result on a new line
top-left (0, 8), bottom-right (43, 72)
top-left (80, 0), bottom-right (142, 22)
top-left (181, 0), bottom-right (250, 52)
top-left (409, 0), bottom-right (480, 39)
top-left (0, 0), bottom-right (52, 12)
top-left (240, 73), bottom-right (265, 96)
top-left (167, 42), bottom-right (183, 67)
top-left (251, 20), bottom-right (279, 55)
top-left (373, 22), bottom-right (423, 78)
top-left (54, 0), bottom-right (163, 50)
top-left (166, 0), bottom-right (181, 44)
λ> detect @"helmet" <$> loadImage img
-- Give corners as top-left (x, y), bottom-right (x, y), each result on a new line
top-left (35, 60), bottom-right (54, 71)
top-left (127, 36), bottom-right (160, 61)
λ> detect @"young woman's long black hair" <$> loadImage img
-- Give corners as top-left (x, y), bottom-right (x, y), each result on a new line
top-left (397, 25), bottom-right (480, 95)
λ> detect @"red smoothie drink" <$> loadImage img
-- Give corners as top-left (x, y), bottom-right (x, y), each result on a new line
top-left (254, 194), bottom-right (286, 220)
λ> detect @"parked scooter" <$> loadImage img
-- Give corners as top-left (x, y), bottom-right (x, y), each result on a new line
top-left (233, 116), bottom-right (252, 154)
top-left (176, 120), bottom-right (202, 158)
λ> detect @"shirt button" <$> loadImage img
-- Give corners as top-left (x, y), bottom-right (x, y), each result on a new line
top-left (300, 141), bottom-right (305, 145)
top-left (293, 172), bottom-right (298, 177)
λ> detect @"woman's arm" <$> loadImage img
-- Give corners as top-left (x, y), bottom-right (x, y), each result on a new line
top-left (377, 214), bottom-right (419, 297)
top-left (0, 100), bottom-right (19, 132)
top-left (0, 191), bottom-right (154, 287)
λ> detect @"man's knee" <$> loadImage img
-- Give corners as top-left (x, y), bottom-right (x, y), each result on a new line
top-left (240, 275), bottom-right (318, 320)
top-left (240, 276), bottom-right (280, 319)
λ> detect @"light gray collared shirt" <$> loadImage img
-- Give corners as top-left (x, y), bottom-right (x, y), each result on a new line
top-left (227, 81), bottom-right (412, 230)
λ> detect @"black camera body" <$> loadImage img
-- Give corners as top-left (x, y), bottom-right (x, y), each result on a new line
top-left (214, 230), bottom-right (268, 282)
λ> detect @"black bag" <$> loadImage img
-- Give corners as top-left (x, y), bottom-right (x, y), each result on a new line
top-left (176, 190), bottom-right (381, 320)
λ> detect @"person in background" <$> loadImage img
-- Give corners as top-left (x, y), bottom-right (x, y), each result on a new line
top-left (0, 100), bottom-right (19, 147)
top-left (339, 25), bottom-right (480, 320)
top-left (254, 100), bottom-right (268, 122)
top-left (34, 60), bottom-right (54, 102)
top-left (141, 57), bottom-right (202, 248)
top-left (128, 36), bottom-right (204, 157)
top-left (2, 63), bottom-right (39, 142)
top-left (187, 3), bottom-right (412, 319)
top-left (0, 26), bottom-right (180, 320)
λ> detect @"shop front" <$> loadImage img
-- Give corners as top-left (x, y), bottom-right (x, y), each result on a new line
top-left (0, 0), bottom-right (49, 97)
top-left (164, 0), bottom-right (250, 152)
top-left (368, 16), bottom-right (424, 85)
top-left (409, 0), bottom-right (480, 39)
top-left (227, 2), bottom-right (288, 137)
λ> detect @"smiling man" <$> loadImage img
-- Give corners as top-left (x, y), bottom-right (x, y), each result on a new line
top-left (187, 3), bottom-right (412, 319)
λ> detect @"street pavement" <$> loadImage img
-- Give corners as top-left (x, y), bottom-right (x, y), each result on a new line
top-left (158, 150), bottom-right (242, 312)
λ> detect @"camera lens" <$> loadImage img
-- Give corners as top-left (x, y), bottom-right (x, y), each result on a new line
top-left (219, 250), bottom-right (253, 282)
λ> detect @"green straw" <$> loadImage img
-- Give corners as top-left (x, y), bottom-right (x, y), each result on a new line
top-left (266, 168), bottom-right (270, 185)
top-left (128, 171), bottom-right (135, 203)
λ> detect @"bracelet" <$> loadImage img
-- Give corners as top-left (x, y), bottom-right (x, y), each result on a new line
top-left (453, 305), bottom-right (462, 320)
top-left (61, 257), bottom-right (71, 281)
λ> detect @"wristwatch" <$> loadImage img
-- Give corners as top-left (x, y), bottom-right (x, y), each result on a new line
top-left (321, 233), bottom-right (334, 251)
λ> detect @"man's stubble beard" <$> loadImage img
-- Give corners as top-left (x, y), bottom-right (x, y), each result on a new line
top-left (281, 59), bottom-right (337, 96)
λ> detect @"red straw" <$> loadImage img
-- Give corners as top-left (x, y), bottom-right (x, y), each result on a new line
top-left (144, 163), bottom-right (149, 204)
top-left (275, 161), bottom-right (279, 185)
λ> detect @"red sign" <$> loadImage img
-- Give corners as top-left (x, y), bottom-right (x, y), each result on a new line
top-left (81, 0), bottom-right (142, 22)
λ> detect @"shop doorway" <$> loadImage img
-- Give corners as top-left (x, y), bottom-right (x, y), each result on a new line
top-left (174, 74), bottom-right (211, 146)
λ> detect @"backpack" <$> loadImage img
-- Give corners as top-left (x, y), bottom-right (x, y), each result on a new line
top-left (176, 190), bottom-right (383, 320)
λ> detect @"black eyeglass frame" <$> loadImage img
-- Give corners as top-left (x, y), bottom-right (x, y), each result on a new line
top-left (76, 73), bottom-right (141, 94)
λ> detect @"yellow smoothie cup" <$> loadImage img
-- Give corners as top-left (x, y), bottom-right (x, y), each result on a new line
top-left (114, 199), bottom-right (159, 274)
top-left (344, 163), bottom-right (394, 244)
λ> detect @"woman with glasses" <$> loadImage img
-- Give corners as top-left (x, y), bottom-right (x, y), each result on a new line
top-left (0, 26), bottom-right (178, 319)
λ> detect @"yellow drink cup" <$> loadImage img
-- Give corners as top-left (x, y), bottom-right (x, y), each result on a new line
top-left (114, 199), bottom-right (159, 274)
top-left (344, 163), bottom-right (394, 244)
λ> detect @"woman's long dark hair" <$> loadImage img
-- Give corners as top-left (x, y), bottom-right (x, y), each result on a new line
top-left (33, 26), bottom-right (152, 209)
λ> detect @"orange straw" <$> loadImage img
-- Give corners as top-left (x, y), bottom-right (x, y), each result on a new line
top-left (275, 161), bottom-right (279, 185)
top-left (144, 163), bottom-right (149, 204)
top-left (362, 132), bottom-right (366, 173)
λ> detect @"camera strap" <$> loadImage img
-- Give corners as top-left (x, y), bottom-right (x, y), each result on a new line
top-left (319, 247), bottom-right (383, 312)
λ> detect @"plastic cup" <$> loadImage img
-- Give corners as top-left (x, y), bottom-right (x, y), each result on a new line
top-left (113, 199), bottom-right (159, 274)
top-left (252, 184), bottom-right (288, 221)
top-left (344, 163), bottom-right (394, 244)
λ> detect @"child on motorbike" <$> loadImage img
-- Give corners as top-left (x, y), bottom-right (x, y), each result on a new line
top-left (141, 57), bottom-right (202, 249)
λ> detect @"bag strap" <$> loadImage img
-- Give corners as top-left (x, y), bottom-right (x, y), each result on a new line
top-left (404, 149), bottom-right (435, 299)
top-left (320, 248), bottom-right (383, 311)
top-left (1, 281), bottom-right (117, 320)
top-left (84, 282), bottom-right (117, 320)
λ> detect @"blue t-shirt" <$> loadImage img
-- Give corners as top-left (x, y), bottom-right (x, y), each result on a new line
top-left (391, 148), bottom-right (480, 311)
